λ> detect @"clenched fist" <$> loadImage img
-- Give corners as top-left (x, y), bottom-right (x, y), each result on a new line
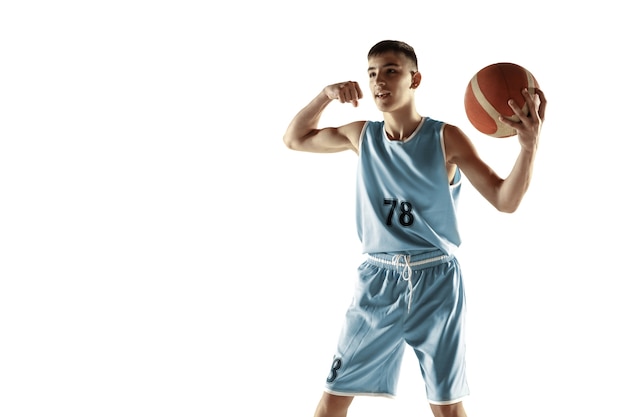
top-left (324, 81), bottom-right (364, 107)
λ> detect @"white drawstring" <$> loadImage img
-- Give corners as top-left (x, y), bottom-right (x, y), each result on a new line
top-left (392, 254), bottom-right (413, 311)
top-left (368, 253), bottom-right (449, 312)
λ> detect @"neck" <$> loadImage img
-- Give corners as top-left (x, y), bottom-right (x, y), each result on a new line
top-left (383, 109), bottom-right (422, 141)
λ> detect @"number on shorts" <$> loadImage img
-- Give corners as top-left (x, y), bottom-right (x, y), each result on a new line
top-left (326, 357), bottom-right (342, 383)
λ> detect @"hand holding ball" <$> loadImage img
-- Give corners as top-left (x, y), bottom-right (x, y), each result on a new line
top-left (464, 63), bottom-right (539, 138)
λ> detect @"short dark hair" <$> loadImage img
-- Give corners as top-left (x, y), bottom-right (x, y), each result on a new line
top-left (368, 40), bottom-right (418, 71)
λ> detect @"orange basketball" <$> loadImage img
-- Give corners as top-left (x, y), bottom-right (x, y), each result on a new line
top-left (464, 62), bottom-right (539, 138)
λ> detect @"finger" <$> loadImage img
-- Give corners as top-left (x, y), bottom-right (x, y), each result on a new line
top-left (498, 114), bottom-right (519, 130)
top-left (355, 82), bottom-right (364, 100)
top-left (535, 88), bottom-right (547, 121)
top-left (349, 82), bottom-right (361, 107)
top-left (344, 88), bottom-right (353, 103)
top-left (335, 82), bottom-right (348, 102)
top-left (521, 88), bottom-right (539, 123)
top-left (344, 82), bottom-right (357, 101)
top-left (507, 98), bottom-right (525, 120)
top-left (341, 82), bottom-right (361, 107)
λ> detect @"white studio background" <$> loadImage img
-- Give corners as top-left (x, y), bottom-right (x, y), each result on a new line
top-left (1, 1), bottom-right (623, 416)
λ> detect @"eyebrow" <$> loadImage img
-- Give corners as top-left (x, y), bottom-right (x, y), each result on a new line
top-left (367, 62), bottom-right (401, 72)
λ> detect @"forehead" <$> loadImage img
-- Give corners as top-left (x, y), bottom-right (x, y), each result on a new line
top-left (367, 51), bottom-right (409, 69)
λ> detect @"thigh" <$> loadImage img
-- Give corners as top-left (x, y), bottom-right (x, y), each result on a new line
top-left (404, 258), bottom-right (469, 404)
top-left (325, 262), bottom-right (406, 397)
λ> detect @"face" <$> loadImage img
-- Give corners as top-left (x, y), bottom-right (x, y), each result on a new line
top-left (367, 51), bottom-right (420, 112)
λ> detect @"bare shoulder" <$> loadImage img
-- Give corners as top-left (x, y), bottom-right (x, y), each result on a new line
top-left (442, 123), bottom-right (501, 196)
top-left (340, 120), bottom-right (368, 151)
top-left (442, 123), bottom-right (479, 165)
top-left (317, 119), bottom-right (366, 153)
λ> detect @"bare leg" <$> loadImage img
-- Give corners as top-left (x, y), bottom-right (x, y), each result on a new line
top-left (430, 401), bottom-right (468, 417)
top-left (313, 392), bottom-right (354, 417)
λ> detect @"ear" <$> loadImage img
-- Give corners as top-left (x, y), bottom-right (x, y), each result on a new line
top-left (410, 71), bottom-right (422, 89)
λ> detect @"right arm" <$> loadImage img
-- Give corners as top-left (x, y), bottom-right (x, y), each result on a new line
top-left (283, 81), bottom-right (365, 154)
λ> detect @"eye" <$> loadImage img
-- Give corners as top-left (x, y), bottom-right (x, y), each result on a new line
top-left (368, 72), bottom-right (376, 78)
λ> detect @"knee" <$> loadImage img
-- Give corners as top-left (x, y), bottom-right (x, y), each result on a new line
top-left (314, 392), bottom-right (354, 417)
top-left (430, 401), bottom-right (467, 417)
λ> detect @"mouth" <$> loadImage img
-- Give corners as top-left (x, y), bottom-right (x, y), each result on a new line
top-left (375, 92), bottom-right (390, 99)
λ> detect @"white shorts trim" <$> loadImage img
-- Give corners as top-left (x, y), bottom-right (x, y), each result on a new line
top-left (429, 395), bottom-right (468, 405)
top-left (324, 387), bottom-right (395, 399)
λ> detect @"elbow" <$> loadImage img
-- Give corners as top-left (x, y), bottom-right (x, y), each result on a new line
top-left (283, 129), bottom-right (308, 151)
top-left (495, 199), bottom-right (522, 214)
top-left (492, 181), bottom-right (527, 213)
top-left (283, 134), bottom-right (298, 150)
top-left (497, 205), bottom-right (518, 214)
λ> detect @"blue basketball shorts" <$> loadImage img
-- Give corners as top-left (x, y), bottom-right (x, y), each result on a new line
top-left (324, 250), bottom-right (470, 405)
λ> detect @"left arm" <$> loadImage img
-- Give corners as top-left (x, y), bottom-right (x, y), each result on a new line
top-left (445, 88), bottom-right (547, 213)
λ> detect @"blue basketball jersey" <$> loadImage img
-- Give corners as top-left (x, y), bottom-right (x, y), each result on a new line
top-left (356, 117), bottom-right (462, 255)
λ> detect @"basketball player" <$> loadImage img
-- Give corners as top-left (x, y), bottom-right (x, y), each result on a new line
top-left (282, 40), bottom-right (546, 417)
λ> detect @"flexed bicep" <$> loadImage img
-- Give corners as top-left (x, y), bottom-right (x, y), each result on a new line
top-left (288, 121), bottom-right (364, 154)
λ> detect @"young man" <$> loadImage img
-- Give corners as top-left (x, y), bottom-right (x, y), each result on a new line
top-left (283, 40), bottom-right (546, 417)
